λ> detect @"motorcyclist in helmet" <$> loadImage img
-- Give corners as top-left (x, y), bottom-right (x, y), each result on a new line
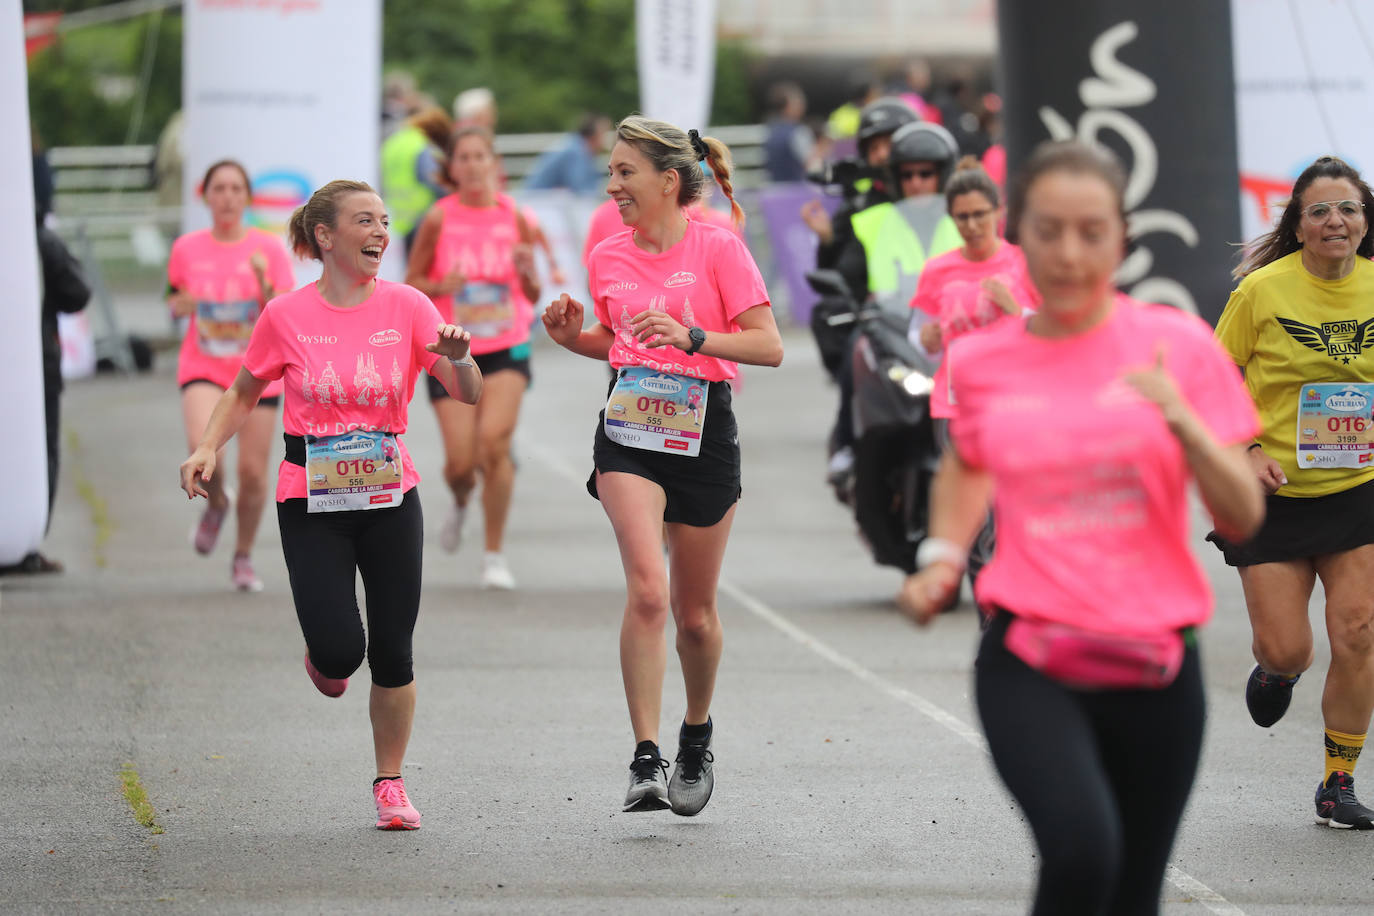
top-left (827, 120), bottom-right (963, 482)
top-left (801, 96), bottom-right (919, 298)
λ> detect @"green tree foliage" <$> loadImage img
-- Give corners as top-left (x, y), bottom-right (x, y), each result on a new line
top-left (27, 1), bottom-right (756, 148)
top-left (383, 0), bottom-right (756, 131)
top-left (27, 12), bottom-right (182, 147)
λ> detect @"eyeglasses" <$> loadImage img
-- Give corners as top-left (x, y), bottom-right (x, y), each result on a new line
top-left (952, 208), bottom-right (996, 224)
top-left (900, 168), bottom-right (937, 181)
top-left (1302, 199), bottom-right (1365, 222)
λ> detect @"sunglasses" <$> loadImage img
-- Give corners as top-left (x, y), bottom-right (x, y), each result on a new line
top-left (900, 168), bottom-right (938, 181)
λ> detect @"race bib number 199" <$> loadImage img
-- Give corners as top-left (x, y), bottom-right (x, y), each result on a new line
top-left (305, 430), bottom-right (404, 512)
top-left (1296, 383), bottom-right (1374, 469)
top-left (604, 367), bottom-right (708, 457)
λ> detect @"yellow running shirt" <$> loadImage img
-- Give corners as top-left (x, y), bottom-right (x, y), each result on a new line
top-left (1215, 251), bottom-right (1374, 497)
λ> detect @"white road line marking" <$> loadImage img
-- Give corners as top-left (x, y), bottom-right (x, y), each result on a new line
top-left (526, 442), bottom-right (1244, 914)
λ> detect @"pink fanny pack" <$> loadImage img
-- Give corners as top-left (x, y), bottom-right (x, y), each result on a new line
top-left (1003, 617), bottom-right (1186, 690)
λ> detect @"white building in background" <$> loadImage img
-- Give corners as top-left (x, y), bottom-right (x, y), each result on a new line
top-left (717, 0), bottom-right (995, 57)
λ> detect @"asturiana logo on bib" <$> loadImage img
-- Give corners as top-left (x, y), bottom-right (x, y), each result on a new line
top-left (1325, 389), bottom-right (1370, 412)
top-left (297, 334), bottom-right (338, 345)
top-left (334, 435), bottom-right (376, 455)
top-left (638, 373), bottom-right (683, 395)
top-left (664, 271), bottom-right (696, 288)
top-left (370, 328), bottom-right (402, 347)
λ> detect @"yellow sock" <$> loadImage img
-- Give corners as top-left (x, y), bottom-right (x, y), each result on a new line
top-left (1324, 728), bottom-right (1366, 782)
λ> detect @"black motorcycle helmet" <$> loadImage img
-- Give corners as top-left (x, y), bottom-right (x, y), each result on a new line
top-left (888, 121), bottom-right (960, 191)
top-left (856, 96), bottom-right (919, 159)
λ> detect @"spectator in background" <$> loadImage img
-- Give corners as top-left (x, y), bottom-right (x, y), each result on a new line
top-left (762, 82), bottom-right (816, 184)
top-left (381, 104), bottom-right (454, 250)
top-left (453, 87), bottom-right (498, 131)
top-left (826, 70), bottom-right (880, 144)
top-left (979, 93), bottom-right (1006, 193)
top-left (382, 71), bottom-right (421, 137)
top-left (31, 127), bottom-right (53, 225)
top-left (2, 210), bottom-right (92, 575)
top-left (524, 113), bottom-right (612, 195)
top-left (894, 59), bottom-right (942, 124)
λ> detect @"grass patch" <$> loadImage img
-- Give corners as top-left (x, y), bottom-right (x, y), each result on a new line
top-left (66, 429), bottom-right (111, 568)
top-left (118, 763), bottom-right (164, 834)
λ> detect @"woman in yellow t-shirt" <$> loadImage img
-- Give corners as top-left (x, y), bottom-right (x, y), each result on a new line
top-left (1213, 155), bottom-right (1374, 829)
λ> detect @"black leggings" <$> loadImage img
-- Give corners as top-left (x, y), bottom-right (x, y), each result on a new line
top-left (975, 614), bottom-right (1205, 916)
top-left (276, 491), bottom-right (424, 688)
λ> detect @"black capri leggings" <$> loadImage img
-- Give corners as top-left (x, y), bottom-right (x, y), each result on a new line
top-left (276, 491), bottom-right (424, 689)
top-left (975, 613), bottom-right (1204, 916)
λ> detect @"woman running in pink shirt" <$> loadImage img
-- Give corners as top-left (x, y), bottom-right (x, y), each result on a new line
top-left (167, 160), bottom-right (295, 591)
top-left (180, 180), bottom-right (482, 832)
top-left (406, 126), bottom-right (540, 589)
top-left (898, 141), bottom-right (1264, 914)
top-left (543, 116), bottom-right (783, 816)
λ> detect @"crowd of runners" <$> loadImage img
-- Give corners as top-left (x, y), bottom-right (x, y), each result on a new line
top-left (163, 88), bottom-right (1374, 914)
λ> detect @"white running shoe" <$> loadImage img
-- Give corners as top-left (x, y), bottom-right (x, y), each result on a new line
top-left (438, 502), bottom-right (467, 553)
top-left (480, 553), bottom-right (516, 590)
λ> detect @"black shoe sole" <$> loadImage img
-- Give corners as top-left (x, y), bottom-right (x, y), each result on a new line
top-left (622, 795), bottom-right (671, 813)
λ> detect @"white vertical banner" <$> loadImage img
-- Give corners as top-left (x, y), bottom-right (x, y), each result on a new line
top-left (1231, 0), bottom-right (1374, 241)
top-left (183, 0), bottom-right (383, 286)
top-left (636, 0), bottom-right (717, 131)
top-left (1, 0), bottom-right (47, 563)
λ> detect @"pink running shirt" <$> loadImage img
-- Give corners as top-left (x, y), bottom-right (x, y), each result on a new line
top-left (911, 242), bottom-right (1039, 345)
top-left (242, 279), bottom-right (445, 502)
top-left (168, 228), bottom-right (295, 393)
top-left (587, 218), bottom-right (769, 383)
top-left (944, 297), bottom-right (1259, 635)
top-left (425, 193), bottom-right (532, 355)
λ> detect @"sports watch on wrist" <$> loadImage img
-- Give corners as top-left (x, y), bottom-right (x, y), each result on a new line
top-left (686, 326), bottom-right (707, 355)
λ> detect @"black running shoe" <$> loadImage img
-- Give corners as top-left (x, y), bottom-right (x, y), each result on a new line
top-left (1245, 665), bottom-right (1299, 727)
top-left (623, 750), bottom-right (670, 812)
top-left (668, 729), bottom-right (715, 817)
top-left (1315, 771), bottom-right (1374, 829)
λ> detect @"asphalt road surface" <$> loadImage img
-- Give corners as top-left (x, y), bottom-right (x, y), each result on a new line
top-left (3, 327), bottom-right (1370, 914)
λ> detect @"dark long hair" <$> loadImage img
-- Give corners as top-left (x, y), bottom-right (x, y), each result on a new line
top-left (1234, 155), bottom-right (1374, 278)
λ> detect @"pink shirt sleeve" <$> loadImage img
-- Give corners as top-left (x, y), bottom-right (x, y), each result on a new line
top-left (263, 236), bottom-right (295, 295)
top-left (242, 300), bottom-right (286, 381)
top-left (711, 233), bottom-right (769, 321)
top-left (1166, 310), bottom-right (1260, 445)
top-left (588, 248), bottom-right (611, 329)
top-left (944, 342), bottom-right (984, 466)
top-left (409, 290), bottom-right (445, 373)
top-left (166, 235), bottom-right (188, 293)
top-left (911, 260), bottom-right (942, 316)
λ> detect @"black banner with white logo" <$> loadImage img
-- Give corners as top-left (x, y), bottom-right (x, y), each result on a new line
top-left (997, 1), bottom-right (1241, 324)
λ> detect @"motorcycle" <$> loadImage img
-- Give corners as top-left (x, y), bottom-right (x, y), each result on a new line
top-left (806, 269), bottom-right (993, 594)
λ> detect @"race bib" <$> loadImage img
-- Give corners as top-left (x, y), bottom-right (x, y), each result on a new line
top-left (455, 282), bottom-right (514, 339)
top-left (305, 430), bottom-right (404, 513)
top-left (196, 299), bottom-right (259, 356)
top-left (604, 367), bottom-right (708, 457)
top-left (1296, 383), bottom-right (1374, 469)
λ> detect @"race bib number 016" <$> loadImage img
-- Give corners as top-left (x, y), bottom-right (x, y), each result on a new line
top-left (196, 299), bottom-right (259, 357)
top-left (604, 367), bottom-right (708, 457)
top-left (1296, 383), bottom-right (1374, 469)
top-left (305, 430), bottom-right (404, 513)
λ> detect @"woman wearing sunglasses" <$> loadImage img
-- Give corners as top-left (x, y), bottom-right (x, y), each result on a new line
top-left (1212, 155), bottom-right (1374, 830)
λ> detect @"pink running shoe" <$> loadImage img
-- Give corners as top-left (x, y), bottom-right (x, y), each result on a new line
top-left (304, 653), bottom-right (348, 698)
top-left (192, 501), bottom-right (228, 555)
top-left (373, 777), bottom-right (421, 830)
top-left (231, 553), bottom-right (263, 592)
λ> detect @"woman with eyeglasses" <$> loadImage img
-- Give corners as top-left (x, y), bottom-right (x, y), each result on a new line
top-left (1211, 155), bottom-right (1374, 829)
top-left (911, 157), bottom-right (1038, 356)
